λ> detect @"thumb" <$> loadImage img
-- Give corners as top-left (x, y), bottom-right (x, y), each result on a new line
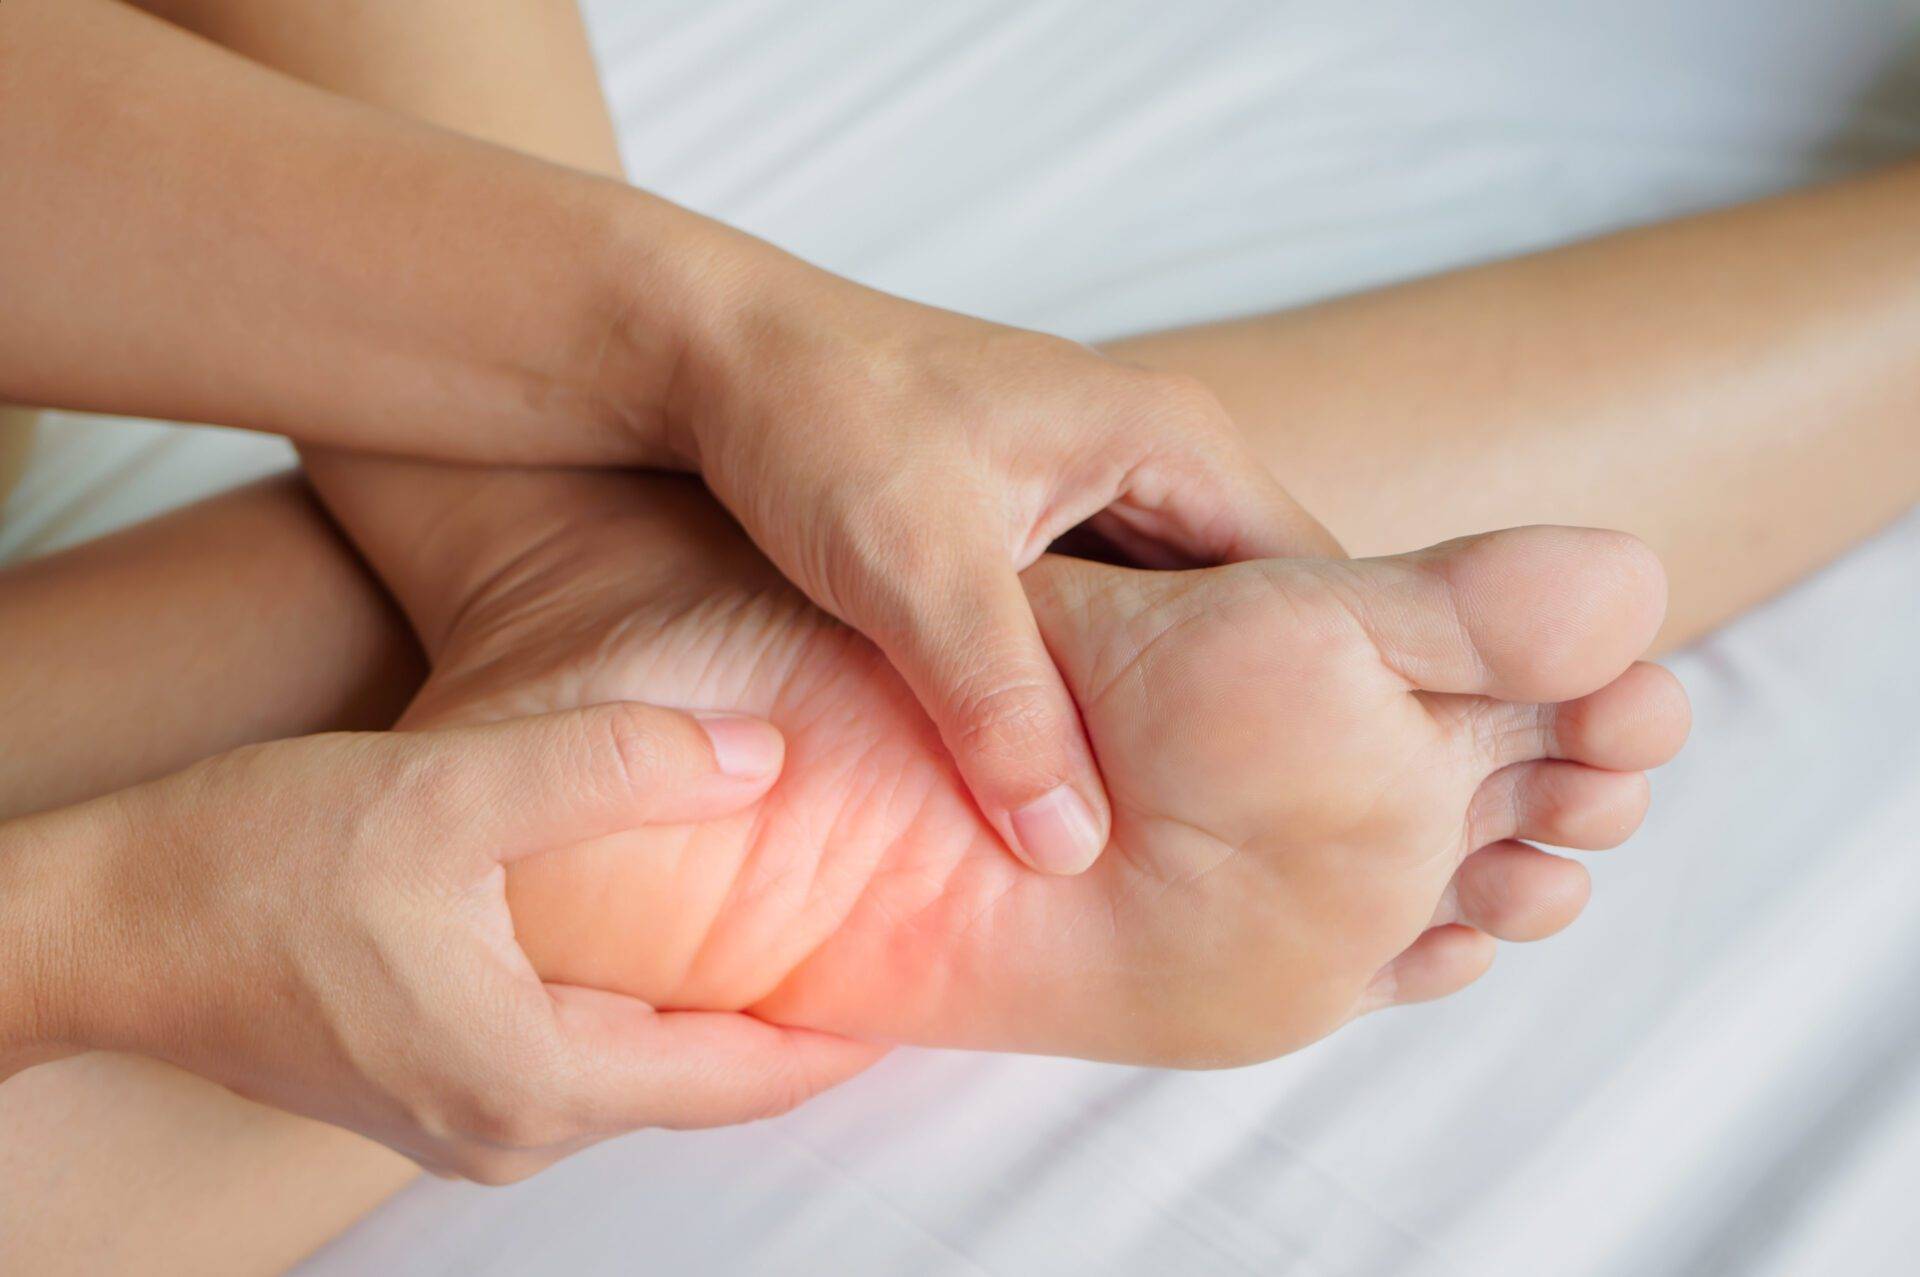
top-left (866, 557), bottom-right (1111, 876)
top-left (1211, 461), bottom-right (1344, 560)
top-left (547, 985), bottom-right (883, 1131)
top-left (408, 702), bottom-right (784, 860)
top-left (1095, 435), bottom-right (1343, 564)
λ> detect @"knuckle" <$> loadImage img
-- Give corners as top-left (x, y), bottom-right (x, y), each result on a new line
top-left (1139, 368), bottom-right (1228, 428)
top-left (593, 701), bottom-right (676, 788)
top-left (945, 676), bottom-right (1069, 770)
top-left (463, 1099), bottom-right (521, 1147)
top-left (382, 742), bottom-right (469, 825)
top-left (864, 507), bottom-right (941, 579)
top-left (836, 476), bottom-right (971, 583)
top-left (453, 1148), bottom-right (540, 1187)
top-left (461, 1091), bottom-right (564, 1154)
top-left (834, 526), bottom-right (1000, 645)
top-left (436, 1052), bottom-right (578, 1154)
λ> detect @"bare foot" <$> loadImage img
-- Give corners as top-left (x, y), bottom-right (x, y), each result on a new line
top-left (409, 479), bottom-right (1688, 1067)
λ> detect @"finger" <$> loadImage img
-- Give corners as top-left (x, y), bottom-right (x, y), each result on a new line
top-left (1356, 925), bottom-right (1496, 1015)
top-left (868, 559), bottom-right (1111, 875)
top-left (1091, 409), bottom-right (1343, 562)
top-left (547, 984), bottom-right (884, 1132)
top-left (404, 702), bottom-right (784, 860)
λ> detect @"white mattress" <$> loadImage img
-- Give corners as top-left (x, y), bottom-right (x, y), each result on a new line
top-left (8, 1), bottom-right (1917, 1272)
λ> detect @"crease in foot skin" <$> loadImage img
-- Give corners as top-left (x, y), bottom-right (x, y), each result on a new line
top-left (452, 508), bottom-right (1687, 1068)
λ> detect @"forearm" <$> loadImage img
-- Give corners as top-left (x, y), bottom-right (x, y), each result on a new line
top-left (0, 0), bottom-right (760, 465)
top-left (119, 0), bottom-right (657, 645)
top-left (1107, 158), bottom-right (1920, 646)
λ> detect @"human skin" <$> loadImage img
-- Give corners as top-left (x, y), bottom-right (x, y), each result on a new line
top-left (2, 463), bottom-right (1681, 1208)
top-left (386, 470), bottom-right (1683, 1065)
top-left (3, 314), bottom-right (1912, 1271)
top-left (0, 478), bottom-right (1678, 1274)
top-left (5, 0), bottom-right (1342, 876)
top-left (1, 698), bottom-right (888, 1183)
top-left (1, 1), bottom-right (1917, 1269)
top-left (0, 408), bottom-right (32, 505)
top-left (0, 482), bottom-right (429, 1274)
top-left (1106, 163), bottom-right (1920, 650)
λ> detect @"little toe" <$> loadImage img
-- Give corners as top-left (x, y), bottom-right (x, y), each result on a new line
top-left (1469, 760), bottom-right (1651, 851)
top-left (1357, 925), bottom-right (1497, 1015)
top-left (1438, 841), bottom-right (1591, 942)
top-left (1340, 526), bottom-right (1667, 703)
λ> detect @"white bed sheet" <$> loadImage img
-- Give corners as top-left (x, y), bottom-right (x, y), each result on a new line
top-left (7, 1), bottom-right (1917, 1272)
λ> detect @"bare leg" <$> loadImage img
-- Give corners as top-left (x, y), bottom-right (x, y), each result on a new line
top-left (131, 0), bottom-right (623, 178)
top-left (0, 407), bottom-right (31, 505)
top-left (1105, 165), bottom-right (1920, 648)
top-left (135, 5), bottom-right (1920, 646)
top-left (0, 479), bottom-right (419, 809)
top-left (158, 0), bottom-right (1919, 655)
top-left (0, 479), bottom-right (423, 1274)
top-left (4, 1), bottom-right (1913, 1269)
top-left (0, 5), bottom-right (641, 1271)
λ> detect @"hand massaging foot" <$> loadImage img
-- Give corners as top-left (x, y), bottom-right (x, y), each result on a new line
top-left (405, 477), bottom-right (1687, 1066)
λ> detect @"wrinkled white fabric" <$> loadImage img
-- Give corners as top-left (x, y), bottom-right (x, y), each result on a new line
top-left (8, 2), bottom-right (1915, 1272)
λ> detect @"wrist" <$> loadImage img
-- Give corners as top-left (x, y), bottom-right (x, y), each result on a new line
top-left (0, 806), bottom-right (105, 1077)
top-left (625, 213), bottom-right (854, 470)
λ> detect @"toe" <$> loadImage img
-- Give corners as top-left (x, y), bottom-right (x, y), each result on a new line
top-left (1357, 925), bottom-right (1496, 1014)
top-left (1433, 660), bottom-right (1691, 773)
top-left (1425, 692), bottom-right (1558, 771)
top-left (1551, 661), bottom-right (1692, 771)
top-left (1468, 760), bottom-right (1651, 850)
top-left (1435, 841), bottom-right (1591, 941)
top-left (1340, 526), bottom-right (1667, 703)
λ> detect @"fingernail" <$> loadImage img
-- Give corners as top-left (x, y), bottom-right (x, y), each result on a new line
top-left (1009, 785), bottom-right (1103, 875)
top-left (694, 713), bottom-right (783, 779)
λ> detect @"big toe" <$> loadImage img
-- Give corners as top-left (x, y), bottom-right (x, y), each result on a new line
top-left (1345, 526), bottom-right (1668, 703)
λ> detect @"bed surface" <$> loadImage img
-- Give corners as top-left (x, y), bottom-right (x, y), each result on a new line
top-left (8, 2), bottom-right (1918, 1272)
